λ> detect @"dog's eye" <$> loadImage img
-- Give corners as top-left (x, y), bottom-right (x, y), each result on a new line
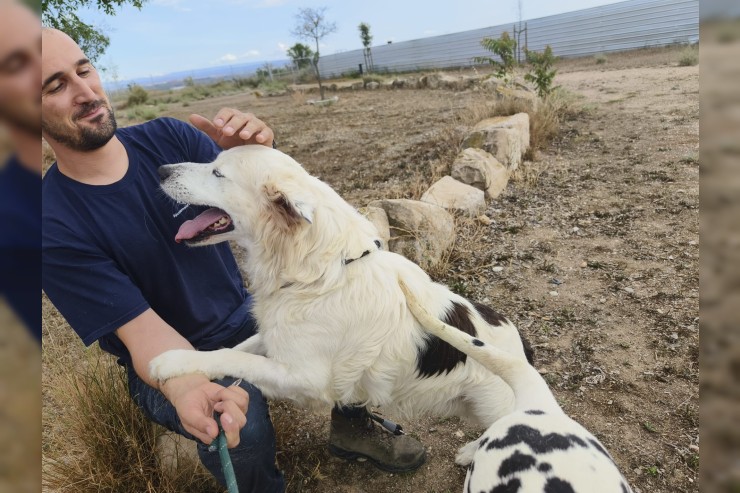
top-left (213, 169), bottom-right (224, 178)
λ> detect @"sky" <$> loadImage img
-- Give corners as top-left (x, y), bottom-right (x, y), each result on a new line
top-left (77, 0), bottom-right (626, 82)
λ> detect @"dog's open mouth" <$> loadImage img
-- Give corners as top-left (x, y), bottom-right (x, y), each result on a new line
top-left (175, 207), bottom-right (234, 244)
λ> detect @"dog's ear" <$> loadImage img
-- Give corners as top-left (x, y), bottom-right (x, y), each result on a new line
top-left (264, 183), bottom-right (314, 226)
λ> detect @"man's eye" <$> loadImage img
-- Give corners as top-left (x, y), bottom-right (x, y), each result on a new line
top-left (213, 169), bottom-right (224, 178)
top-left (48, 83), bottom-right (64, 94)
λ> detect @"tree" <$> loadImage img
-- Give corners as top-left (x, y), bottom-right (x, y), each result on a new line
top-left (524, 45), bottom-right (558, 98)
top-left (291, 7), bottom-right (337, 100)
top-left (286, 43), bottom-right (314, 70)
top-left (358, 22), bottom-right (374, 73)
top-left (475, 31), bottom-right (517, 83)
top-left (42, 0), bottom-right (146, 62)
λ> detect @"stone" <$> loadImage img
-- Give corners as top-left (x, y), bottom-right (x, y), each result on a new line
top-left (462, 125), bottom-right (522, 170)
top-left (419, 73), bottom-right (441, 89)
top-left (360, 206), bottom-right (391, 249)
top-left (451, 147), bottom-right (510, 198)
top-left (368, 199), bottom-right (455, 269)
top-left (474, 113), bottom-right (530, 154)
top-left (157, 431), bottom-right (199, 479)
top-left (350, 81), bottom-right (364, 90)
top-left (365, 81), bottom-right (380, 90)
top-left (420, 176), bottom-right (485, 216)
top-left (495, 86), bottom-right (538, 110)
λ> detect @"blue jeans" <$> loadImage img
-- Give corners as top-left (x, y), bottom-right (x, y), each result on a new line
top-left (126, 322), bottom-right (285, 493)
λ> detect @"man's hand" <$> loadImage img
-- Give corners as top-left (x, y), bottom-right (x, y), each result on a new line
top-left (189, 108), bottom-right (274, 150)
top-left (161, 374), bottom-right (249, 448)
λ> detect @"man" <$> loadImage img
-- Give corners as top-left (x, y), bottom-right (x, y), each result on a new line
top-left (41, 28), bottom-right (425, 491)
top-left (0, 0), bottom-right (41, 343)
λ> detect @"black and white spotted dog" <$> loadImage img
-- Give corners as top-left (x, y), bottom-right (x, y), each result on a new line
top-left (399, 280), bottom-right (633, 493)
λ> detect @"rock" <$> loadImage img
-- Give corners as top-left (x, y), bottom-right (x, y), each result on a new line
top-left (350, 81), bottom-right (364, 90)
top-left (492, 266), bottom-right (504, 272)
top-left (549, 291), bottom-right (559, 296)
top-left (477, 214), bottom-right (493, 225)
top-left (420, 176), bottom-right (485, 216)
top-left (462, 122), bottom-right (523, 171)
top-left (368, 199), bottom-right (455, 269)
top-left (451, 148), bottom-right (510, 198)
top-left (474, 113), bottom-right (530, 154)
top-left (365, 81), bottom-right (380, 90)
top-left (157, 431), bottom-right (199, 479)
top-left (360, 206), bottom-right (391, 249)
top-left (495, 86), bottom-right (538, 110)
top-left (419, 73), bottom-right (441, 89)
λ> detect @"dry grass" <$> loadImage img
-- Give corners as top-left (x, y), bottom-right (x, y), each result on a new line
top-left (42, 347), bottom-right (219, 493)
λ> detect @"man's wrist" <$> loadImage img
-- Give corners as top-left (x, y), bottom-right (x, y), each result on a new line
top-left (159, 373), bottom-right (210, 404)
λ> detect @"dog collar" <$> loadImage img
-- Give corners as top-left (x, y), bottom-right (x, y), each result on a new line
top-left (280, 239), bottom-right (382, 290)
top-left (344, 239), bottom-right (382, 265)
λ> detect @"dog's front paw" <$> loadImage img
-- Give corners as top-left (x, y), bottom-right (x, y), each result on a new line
top-left (149, 349), bottom-right (209, 383)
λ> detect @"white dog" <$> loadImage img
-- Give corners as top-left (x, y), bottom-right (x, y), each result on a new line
top-left (398, 279), bottom-right (633, 493)
top-left (150, 145), bottom-right (532, 463)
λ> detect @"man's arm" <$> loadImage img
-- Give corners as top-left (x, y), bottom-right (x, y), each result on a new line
top-left (116, 308), bottom-right (248, 447)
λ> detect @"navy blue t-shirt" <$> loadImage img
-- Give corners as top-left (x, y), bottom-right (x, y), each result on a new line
top-left (42, 117), bottom-right (256, 364)
top-left (0, 155), bottom-right (41, 341)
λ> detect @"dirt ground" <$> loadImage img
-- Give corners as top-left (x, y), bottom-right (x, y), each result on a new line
top-left (41, 46), bottom-right (698, 492)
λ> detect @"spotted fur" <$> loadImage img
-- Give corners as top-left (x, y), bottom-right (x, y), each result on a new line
top-left (399, 280), bottom-right (633, 493)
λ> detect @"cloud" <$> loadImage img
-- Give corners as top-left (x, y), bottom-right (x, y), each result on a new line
top-left (241, 50), bottom-right (261, 58)
top-left (219, 54), bottom-right (238, 62)
top-left (277, 42), bottom-right (289, 53)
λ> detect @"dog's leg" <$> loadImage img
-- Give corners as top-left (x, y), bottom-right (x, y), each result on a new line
top-left (232, 333), bottom-right (267, 355)
top-left (455, 437), bottom-right (483, 466)
top-left (149, 348), bottom-right (327, 402)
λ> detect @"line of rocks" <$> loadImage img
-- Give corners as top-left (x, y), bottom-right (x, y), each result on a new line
top-left (361, 112), bottom-right (531, 270)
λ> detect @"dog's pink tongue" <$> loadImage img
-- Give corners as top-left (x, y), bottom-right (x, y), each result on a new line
top-left (175, 208), bottom-right (226, 242)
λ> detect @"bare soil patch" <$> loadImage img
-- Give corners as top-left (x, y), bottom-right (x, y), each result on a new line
top-left (42, 46), bottom-right (698, 492)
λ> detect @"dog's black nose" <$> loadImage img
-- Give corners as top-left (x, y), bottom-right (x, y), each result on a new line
top-left (158, 165), bottom-right (172, 182)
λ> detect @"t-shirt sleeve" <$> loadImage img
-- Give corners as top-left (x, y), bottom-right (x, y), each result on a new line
top-left (43, 227), bottom-right (150, 346)
top-left (161, 117), bottom-right (221, 164)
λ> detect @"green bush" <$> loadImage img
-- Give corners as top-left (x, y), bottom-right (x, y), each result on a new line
top-left (678, 45), bottom-right (698, 66)
top-left (594, 54), bottom-right (607, 65)
top-left (475, 31), bottom-right (517, 82)
top-left (126, 84), bottom-right (149, 107)
top-left (524, 45), bottom-right (558, 98)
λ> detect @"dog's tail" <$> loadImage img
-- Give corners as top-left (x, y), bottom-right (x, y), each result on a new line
top-left (398, 278), bottom-right (562, 414)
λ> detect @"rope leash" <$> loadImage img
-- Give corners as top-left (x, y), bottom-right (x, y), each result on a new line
top-left (208, 378), bottom-right (242, 493)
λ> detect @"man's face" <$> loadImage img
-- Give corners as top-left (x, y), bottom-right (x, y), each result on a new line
top-left (41, 30), bottom-right (116, 152)
top-left (0, 2), bottom-right (41, 135)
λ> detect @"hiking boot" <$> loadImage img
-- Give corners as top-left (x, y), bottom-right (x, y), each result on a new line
top-left (328, 407), bottom-right (426, 473)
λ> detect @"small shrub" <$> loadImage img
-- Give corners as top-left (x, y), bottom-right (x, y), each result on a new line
top-left (678, 45), bottom-right (698, 66)
top-left (524, 45), bottom-right (558, 98)
top-left (475, 31), bottom-right (517, 82)
top-left (594, 54), bottom-right (607, 64)
top-left (126, 84), bottom-right (149, 107)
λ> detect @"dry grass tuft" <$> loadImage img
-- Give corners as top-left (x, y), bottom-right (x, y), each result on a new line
top-left (43, 348), bottom-right (219, 493)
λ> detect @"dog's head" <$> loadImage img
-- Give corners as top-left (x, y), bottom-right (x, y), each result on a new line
top-left (160, 145), bottom-right (316, 247)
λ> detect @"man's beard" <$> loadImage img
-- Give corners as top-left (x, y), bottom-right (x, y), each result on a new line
top-left (42, 100), bottom-right (117, 152)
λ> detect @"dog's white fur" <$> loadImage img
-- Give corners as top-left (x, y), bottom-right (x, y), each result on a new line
top-left (399, 279), bottom-right (633, 492)
top-left (150, 145), bottom-right (530, 462)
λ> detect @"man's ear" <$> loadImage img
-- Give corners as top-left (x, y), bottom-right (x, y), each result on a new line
top-left (264, 183), bottom-right (314, 227)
